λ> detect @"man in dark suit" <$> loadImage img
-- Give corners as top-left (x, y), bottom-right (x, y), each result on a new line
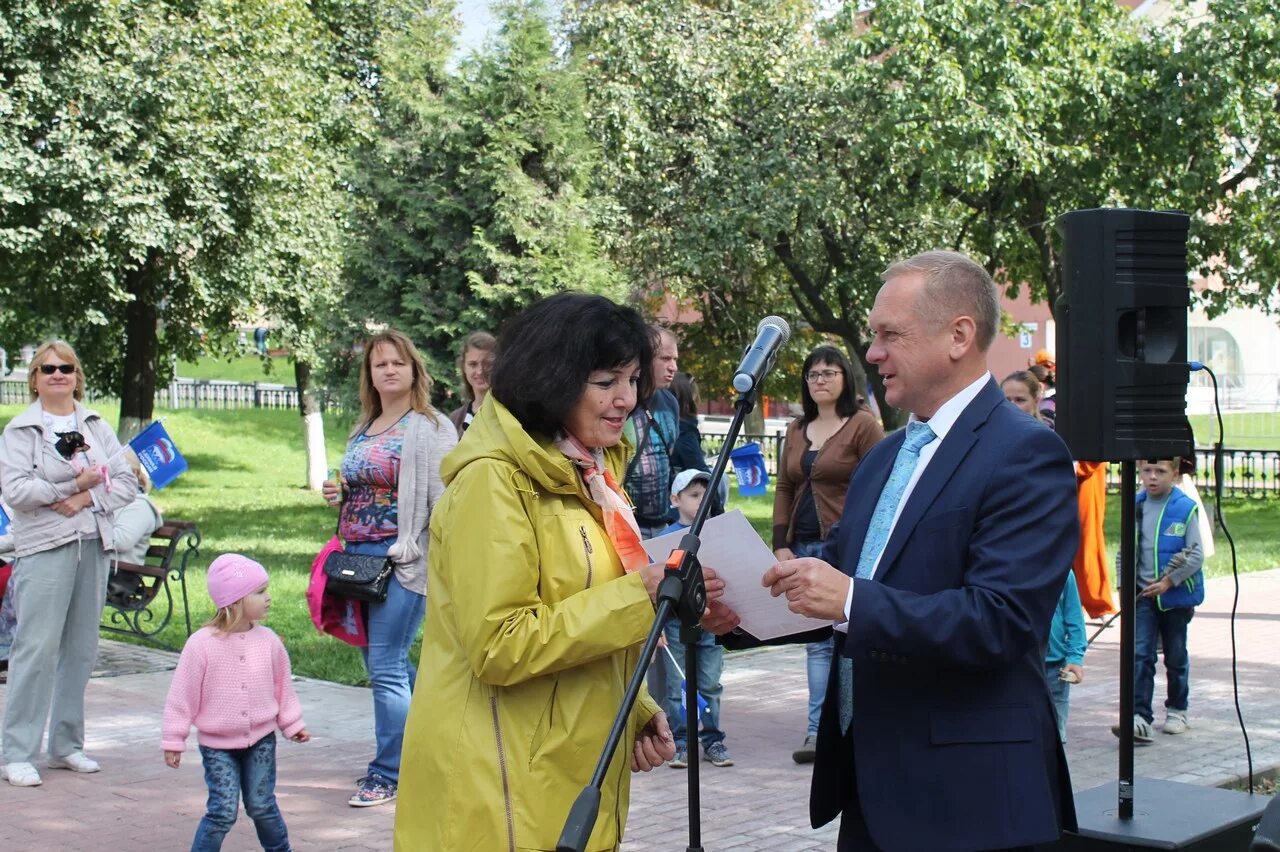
top-left (706, 251), bottom-right (1079, 851)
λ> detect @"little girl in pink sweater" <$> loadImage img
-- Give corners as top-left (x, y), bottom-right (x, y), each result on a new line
top-left (162, 554), bottom-right (309, 852)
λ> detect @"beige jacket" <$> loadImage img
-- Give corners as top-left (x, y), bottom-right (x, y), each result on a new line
top-left (0, 401), bottom-right (139, 558)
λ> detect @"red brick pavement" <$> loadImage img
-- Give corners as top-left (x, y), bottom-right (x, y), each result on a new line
top-left (1, 569), bottom-right (1276, 851)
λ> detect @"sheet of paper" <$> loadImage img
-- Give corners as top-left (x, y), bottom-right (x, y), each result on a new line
top-left (642, 509), bottom-right (829, 640)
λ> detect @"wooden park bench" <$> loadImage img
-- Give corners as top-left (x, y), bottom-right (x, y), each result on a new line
top-left (102, 520), bottom-right (201, 644)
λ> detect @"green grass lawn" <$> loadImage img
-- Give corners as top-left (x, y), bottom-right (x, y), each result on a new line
top-left (0, 403), bottom-right (367, 684)
top-left (176, 355), bottom-right (292, 383)
top-left (1, 399), bottom-right (1274, 687)
top-left (1189, 412), bottom-right (1280, 450)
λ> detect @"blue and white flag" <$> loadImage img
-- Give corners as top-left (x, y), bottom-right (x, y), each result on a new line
top-left (729, 441), bottom-right (769, 497)
top-left (662, 644), bottom-right (711, 723)
top-left (128, 420), bottom-right (188, 490)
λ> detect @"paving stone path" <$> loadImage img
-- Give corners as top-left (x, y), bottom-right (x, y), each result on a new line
top-left (2, 569), bottom-right (1276, 850)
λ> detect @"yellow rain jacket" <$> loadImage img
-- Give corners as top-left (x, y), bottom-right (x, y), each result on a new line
top-left (394, 399), bottom-right (662, 852)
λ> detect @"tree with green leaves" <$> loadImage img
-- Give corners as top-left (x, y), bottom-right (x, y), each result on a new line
top-left (1, 0), bottom-right (355, 441)
top-left (346, 0), bottom-right (625, 404)
top-left (573, 0), bottom-right (1279, 427)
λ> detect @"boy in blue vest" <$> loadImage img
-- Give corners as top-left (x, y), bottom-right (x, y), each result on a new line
top-left (1113, 458), bottom-right (1205, 744)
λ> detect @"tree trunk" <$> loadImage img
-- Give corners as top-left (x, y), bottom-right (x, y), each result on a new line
top-left (295, 360), bottom-right (327, 491)
top-left (744, 402), bottom-right (766, 436)
top-left (841, 333), bottom-right (907, 432)
top-left (118, 268), bottom-right (159, 442)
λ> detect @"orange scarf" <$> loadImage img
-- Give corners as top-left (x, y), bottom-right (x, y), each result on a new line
top-left (554, 434), bottom-right (649, 573)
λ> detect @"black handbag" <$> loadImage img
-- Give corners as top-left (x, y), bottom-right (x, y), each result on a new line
top-left (322, 549), bottom-right (393, 603)
top-left (323, 499), bottom-right (393, 603)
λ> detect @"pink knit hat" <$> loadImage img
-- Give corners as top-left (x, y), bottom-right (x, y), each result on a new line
top-left (207, 553), bottom-right (270, 609)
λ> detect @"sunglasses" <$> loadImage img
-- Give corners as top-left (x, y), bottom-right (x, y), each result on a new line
top-left (39, 363), bottom-right (76, 375)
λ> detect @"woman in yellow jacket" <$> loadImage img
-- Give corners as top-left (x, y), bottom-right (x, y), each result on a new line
top-left (396, 294), bottom-right (724, 851)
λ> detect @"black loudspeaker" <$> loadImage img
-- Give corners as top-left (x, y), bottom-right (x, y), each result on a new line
top-left (1034, 777), bottom-right (1268, 852)
top-left (1253, 793), bottom-right (1280, 851)
top-left (1055, 208), bottom-right (1192, 461)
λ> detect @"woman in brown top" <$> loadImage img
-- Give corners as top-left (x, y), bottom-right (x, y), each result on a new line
top-left (772, 345), bottom-right (883, 764)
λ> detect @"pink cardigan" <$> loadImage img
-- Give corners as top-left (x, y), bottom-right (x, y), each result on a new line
top-left (162, 625), bottom-right (306, 752)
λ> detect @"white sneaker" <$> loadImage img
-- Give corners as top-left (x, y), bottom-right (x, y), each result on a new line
top-left (1110, 714), bottom-right (1155, 744)
top-left (1163, 711), bottom-right (1189, 735)
top-left (1, 762), bottom-right (43, 786)
top-left (49, 751), bottom-right (101, 773)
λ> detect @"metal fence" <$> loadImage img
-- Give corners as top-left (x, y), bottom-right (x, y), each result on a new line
top-left (160, 378), bottom-right (302, 410)
top-left (699, 430), bottom-right (1280, 500)
top-left (0, 378), bottom-right (342, 412)
top-left (4, 374), bottom-right (1277, 500)
top-left (1105, 448), bottom-right (1280, 500)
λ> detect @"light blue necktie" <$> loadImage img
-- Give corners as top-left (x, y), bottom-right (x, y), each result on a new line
top-left (838, 420), bottom-right (937, 734)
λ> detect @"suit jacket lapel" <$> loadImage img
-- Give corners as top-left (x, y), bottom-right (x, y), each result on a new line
top-left (874, 380), bottom-right (1004, 583)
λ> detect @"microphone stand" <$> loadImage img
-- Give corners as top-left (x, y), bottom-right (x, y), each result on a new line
top-left (557, 387), bottom-right (761, 852)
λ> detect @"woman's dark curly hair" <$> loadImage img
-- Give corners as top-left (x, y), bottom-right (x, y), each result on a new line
top-left (491, 293), bottom-right (654, 437)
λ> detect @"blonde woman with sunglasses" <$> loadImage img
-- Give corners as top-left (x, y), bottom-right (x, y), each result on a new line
top-left (0, 341), bottom-right (137, 787)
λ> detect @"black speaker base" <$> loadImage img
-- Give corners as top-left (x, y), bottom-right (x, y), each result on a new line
top-left (1037, 778), bottom-right (1267, 851)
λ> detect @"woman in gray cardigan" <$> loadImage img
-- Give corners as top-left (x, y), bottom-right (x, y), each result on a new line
top-left (321, 329), bottom-right (456, 808)
top-left (0, 341), bottom-right (137, 788)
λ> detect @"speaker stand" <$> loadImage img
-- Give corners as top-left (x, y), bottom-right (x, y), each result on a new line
top-left (1043, 777), bottom-right (1267, 851)
top-left (1038, 462), bottom-right (1266, 850)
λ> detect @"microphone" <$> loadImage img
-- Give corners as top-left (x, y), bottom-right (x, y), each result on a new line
top-left (732, 316), bottom-right (791, 394)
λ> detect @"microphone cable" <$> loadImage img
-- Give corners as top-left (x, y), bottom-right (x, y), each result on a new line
top-left (1191, 360), bottom-right (1253, 793)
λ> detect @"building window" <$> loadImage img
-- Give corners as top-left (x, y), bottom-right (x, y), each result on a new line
top-left (1188, 326), bottom-right (1243, 388)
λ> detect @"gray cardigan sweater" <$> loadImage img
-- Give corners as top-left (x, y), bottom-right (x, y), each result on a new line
top-left (0, 401), bottom-right (139, 558)
top-left (355, 409), bottom-right (457, 596)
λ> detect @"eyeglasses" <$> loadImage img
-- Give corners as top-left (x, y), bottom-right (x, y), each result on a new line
top-left (805, 369), bottom-right (840, 383)
top-left (39, 363), bottom-right (76, 375)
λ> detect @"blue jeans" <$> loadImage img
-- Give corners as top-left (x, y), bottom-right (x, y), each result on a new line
top-left (662, 622), bottom-right (725, 750)
top-left (1044, 662), bottom-right (1071, 743)
top-left (792, 539), bottom-right (833, 736)
top-left (346, 539), bottom-right (425, 784)
top-left (193, 734), bottom-right (289, 851)
top-left (641, 522), bottom-right (680, 726)
top-left (1134, 596), bottom-right (1193, 724)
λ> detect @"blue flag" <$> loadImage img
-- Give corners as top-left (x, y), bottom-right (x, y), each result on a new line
top-left (729, 442), bottom-right (769, 496)
top-left (663, 645), bottom-right (712, 723)
top-left (679, 679), bottom-right (712, 724)
top-left (0, 504), bottom-right (10, 536)
top-left (128, 420), bottom-right (188, 490)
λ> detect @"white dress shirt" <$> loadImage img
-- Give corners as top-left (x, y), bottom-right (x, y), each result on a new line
top-left (836, 372), bottom-right (992, 628)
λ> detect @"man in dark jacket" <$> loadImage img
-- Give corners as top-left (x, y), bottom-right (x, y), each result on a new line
top-left (706, 251), bottom-right (1078, 851)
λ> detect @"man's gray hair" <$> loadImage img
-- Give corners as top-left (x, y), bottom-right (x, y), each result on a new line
top-left (882, 250), bottom-right (1000, 351)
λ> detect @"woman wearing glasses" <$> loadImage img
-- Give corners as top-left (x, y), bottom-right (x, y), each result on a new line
top-left (0, 341), bottom-right (137, 788)
top-left (772, 345), bottom-right (883, 764)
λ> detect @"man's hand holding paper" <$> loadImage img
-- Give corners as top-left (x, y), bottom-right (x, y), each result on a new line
top-left (641, 509), bottom-right (828, 640)
top-left (761, 557), bottom-right (850, 622)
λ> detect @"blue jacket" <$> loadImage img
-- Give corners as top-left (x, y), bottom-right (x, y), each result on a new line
top-left (1135, 487), bottom-right (1203, 610)
top-left (811, 379), bottom-right (1077, 851)
top-left (1046, 572), bottom-right (1087, 666)
top-left (659, 520), bottom-right (690, 537)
